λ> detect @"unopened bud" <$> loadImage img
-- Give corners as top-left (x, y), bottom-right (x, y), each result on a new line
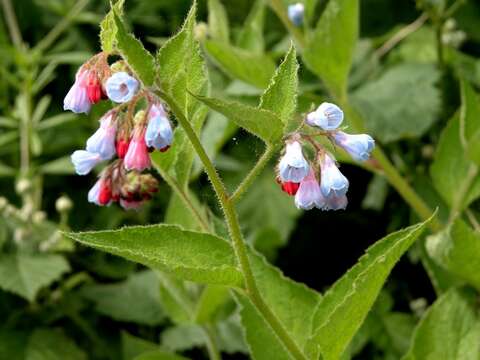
top-left (56, 196), bottom-right (73, 213)
top-left (16, 178), bottom-right (32, 194)
top-left (133, 110), bottom-right (146, 125)
top-left (110, 61), bottom-right (128, 73)
top-left (32, 211), bottom-right (47, 224)
top-left (195, 22), bottom-right (208, 41)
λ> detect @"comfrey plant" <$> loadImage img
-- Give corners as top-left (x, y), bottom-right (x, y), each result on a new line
top-left (61, 0), bottom-right (476, 359)
top-left (65, 54), bottom-right (173, 210)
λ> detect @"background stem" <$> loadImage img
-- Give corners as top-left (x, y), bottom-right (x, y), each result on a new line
top-left (1, 0), bottom-right (23, 49)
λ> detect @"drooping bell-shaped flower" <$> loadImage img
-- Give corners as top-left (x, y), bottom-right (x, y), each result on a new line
top-left (71, 150), bottom-right (102, 175)
top-left (145, 104), bottom-right (173, 151)
top-left (295, 169), bottom-right (325, 210)
top-left (333, 131), bottom-right (375, 162)
top-left (88, 178), bottom-right (112, 206)
top-left (124, 127), bottom-right (151, 171)
top-left (319, 153), bottom-right (349, 197)
top-left (64, 69), bottom-right (91, 114)
top-left (278, 141), bottom-right (310, 183)
top-left (323, 193), bottom-right (348, 211)
top-left (306, 102), bottom-right (344, 131)
top-left (86, 112), bottom-right (117, 160)
top-left (87, 179), bottom-right (101, 205)
top-left (105, 72), bottom-right (139, 103)
top-left (86, 71), bottom-right (105, 104)
top-left (116, 138), bottom-right (130, 159)
top-left (288, 3), bottom-right (305, 26)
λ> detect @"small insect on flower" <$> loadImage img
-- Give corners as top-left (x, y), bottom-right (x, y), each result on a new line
top-left (319, 153), bottom-right (349, 198)
top-left (306, 102), bottom-right (344, 131)
top-left (145, 104), bottom-right (173, 151)
top-left (71, 150), bottom-right (103, 175)
top-left (86, 111), bottom-right (117, 161)
top-left (288, 3), bottom-right (305, 26)
top-left (64, 69), bottom-right (91, 114)
top-left (278, 140), bottom-right (310, 183)
top-left (294, 169), bottom-right (325, 210)
top-left (105, 72), bottom-right (139, 103)
top-left (124, 127), bottom-right (151, 171)
top-left (333, 131), bottom-right (375, 162)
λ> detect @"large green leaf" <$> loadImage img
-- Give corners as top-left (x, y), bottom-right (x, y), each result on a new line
top-left (113, 12), bottom-right (155, 86)
top-left (0, 253), bottom-right (70, 301)
top-left (403, 288), bottom-right (480, 360)
top-left (426, 219), bottom-right (480, 291)
top-left (26, 328), bottom-right (87, 360)
top-left (303, 0), bottom-right (358, 98)
top-left (207, 0), bottom-right (229, 43)
top-left (192, 95), bottom-right (284, 143)
top-left (352, 63), bottom-right (441, 143)
top-left (204, 40), bottom-right (275, 88)
top-left (459, 79), bottom-right (480, 164)
top-left (81, 270), bottom-right (165, 325)
top-left (305, 216), bottom-right (434, 360)
top-left (65, 225), bottom-right (243, 287)
top-left (259, 45), bottom-right (298, 128)
top-left (122, 331), bottom-right (160, 360)
top-left (99, 0), bottom-right (125, 52)
top-left (430, 112), bottom-right (480, 209)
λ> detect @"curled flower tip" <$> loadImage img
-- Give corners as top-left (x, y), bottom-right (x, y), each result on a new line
top-left (124, 128), bottom-right (152, 171)
top-left (105, 72), bottom-right (139, 103)
top-left (116, 138), bottom-right (130, 159)
top-left (320, 153), bottom-right (349, 198)
top-left (64, 69), bottom-right (91, 114)
top-left (86, 71), bottom-right (104, 104)
top-left (88, 178), bottom-right (112, 206)
top-left (333, 131), bottom-right (375, 162)
top-left (288, 3), bottom-right (305, 26)
top-left (86, 112), bottom-right (117, 160)
top-left (71, 150), bottom-right (102, 175)
top-left (145, 104), bottom-right (173, 151)
top-left (281, 181), bottom-right (300, 196)
top-left (278, 141), bottom-right (310, 183)
top-left (294, 169), bottom-right (325, 210)
top-left (306, 102), bottom-right (344, 130)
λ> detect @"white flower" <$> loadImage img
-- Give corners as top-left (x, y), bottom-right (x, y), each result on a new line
top-left (333, 131), bottom-right (375, 162)
top-left (278, 141), bottom-right (310, 183)
top-left (86, 112), bottom-right (117, 160)
top-left (306, 102), bottom-right (344, 130)
top-left (71, 150), bottom-right (102, 175)
top-left (63, 69), bottom-right (91, 114)
top-left (320, 153), bottom-right (349, 197)
top-left (105, 72), bottom-right (139, 103)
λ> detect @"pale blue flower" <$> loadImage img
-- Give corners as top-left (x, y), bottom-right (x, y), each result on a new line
top-left (278, 141), bottom-right (310, 183)
top-left (295, 169), bottom-right (325, 210)
top-left (323, 193), bottom-right (348, 210)
top-left (63, 69), bottom-right (91, 114)
top-left (334, 131), bottom-right (375, 162)
top-left (288, 3), bottom-right (305, 26)
top-left (306, 102), bottom-right (344, 130)
top-left (88, 179), bottom-right (101, 205)
top-left (320, 153), bottom-right (349, 197)
top-left (105, 72), bottom-right (139, 103)
top-left (71, 150), bottom-right (102, 175)
top-left (86, 112), bottom-right (117, 160)
top-left (145, 104), bottom-right (173, 150)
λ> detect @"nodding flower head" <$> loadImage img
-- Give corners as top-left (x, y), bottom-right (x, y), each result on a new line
top-left (124, 127), bottom-right (151, 171)
top-left (306, 102), bottom-right (344, 130)
top-left (105, 72), bottom-right (139, 103)
top-left (88, 178), bottom-right (112, 206)
top-left (86, 71), bottom-right (105, 104)
top-left (320, 153), bottom-right (349, 198)
top-left (294, 169), bottom-right (325, 210)
top-left (145, 104), bottom-right (173, 151)
top-left (71, 150), bottom-right (102, 175)
top-left (278, 140), bottom-right (310, 183)
top-left (64, 69), bottom-right (91, 114)
top-left (86, 112), bottom-right (117, 160)
top-left (333, 131), bottom-right (375, 162)
top-left (288, 3), bottom-right (305, 26)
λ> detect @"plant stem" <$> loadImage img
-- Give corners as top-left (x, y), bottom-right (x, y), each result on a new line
top-left (466, 209), bottom-right (480, 232)
top-left (435, 21), bottom-right (445, 68)
top-left (203, 325), bottom-right (222, 360)
top-left (1, 0), bottom-right (23, 49)
top-left (448, 164), bottom-right (478, 223)
top-left (231, 145), bottom-right (278, 204)
top-left (158, 90), bottom-right (308, 360)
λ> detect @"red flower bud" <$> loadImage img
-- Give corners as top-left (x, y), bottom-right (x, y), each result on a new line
top-left (116, 138), bottom-right (130, 159)
top-left (281, 181), bottom-right (300, 196)
top-left (86, 71), bottom-right (103, 104)
top-left (98, 181), bottom-right (112, 205)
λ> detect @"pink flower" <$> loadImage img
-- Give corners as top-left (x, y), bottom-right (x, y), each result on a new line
top-left (124, 128), bottom-right (151, 171)
top-left (119, 198), bottom-right (143, 211)
top-left (294, 169), bottom-right (325, 210)
top-left (64, 69), bottom-right (91, 114)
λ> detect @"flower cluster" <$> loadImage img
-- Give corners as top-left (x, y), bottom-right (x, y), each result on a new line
top-left (64, 53), bottom-right (173, 210)
top-left (277, 103), bottom-right (375, 210)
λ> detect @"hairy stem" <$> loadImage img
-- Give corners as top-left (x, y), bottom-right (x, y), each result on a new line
top-left (158, 90), bottom-right (307, 360)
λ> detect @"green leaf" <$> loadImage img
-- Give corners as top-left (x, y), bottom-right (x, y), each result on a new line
top-left (237, 0), bottom-right (265, 53)
top-left (426, 219), bottom-right (480, 291)
top-left (303, 0), bottom-right (359, 98)
top-left (26, 328), bottom-right (87, 360)
top-left (164, 192), bottom-right (206, 232)
top-left (81, 270), bottom-right (165, 325)
top-left (192, 95), bottom-right (284, 143)
top-left (194, 285), bottom-right (230, 323)
top-left (134, 351), bottom-right (190, 360)
top-left (204, 40), bottom-right (275, 88)
top-left (352, 63), bottom-right (441, 143)
top-left (65, 225), bottom-right (243, 287)
top-left (0, 161), bottom-right (15, 177)
top-left (459, 79), bottom-right (480, 164)
top-left (259, 45), bottom-right (298, 127)
top-left (113, 12), bottom-right (155, 86)
top-left (430, 112), bottom-right (480, 209)
top-left (0, 329), bottom-right (29, 359)
top-left (99, 0), bottom-right (125, 52)
top-left (122, 331), bottom-right (160, 360)
top-left (207, 0), bottom-right (229, 43)
top-left (160, 325), bottom-right (205, 352)
top-left (157, 272), bottom-right (195, 324)
top-left (40, 156), bottom-right (74, 175)
top-left (306, 215), bottom-right (434, 360)
top-left (403, 288), bottom-right (480, 360)
top-left (0, 253), bottom-right (70, 301)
